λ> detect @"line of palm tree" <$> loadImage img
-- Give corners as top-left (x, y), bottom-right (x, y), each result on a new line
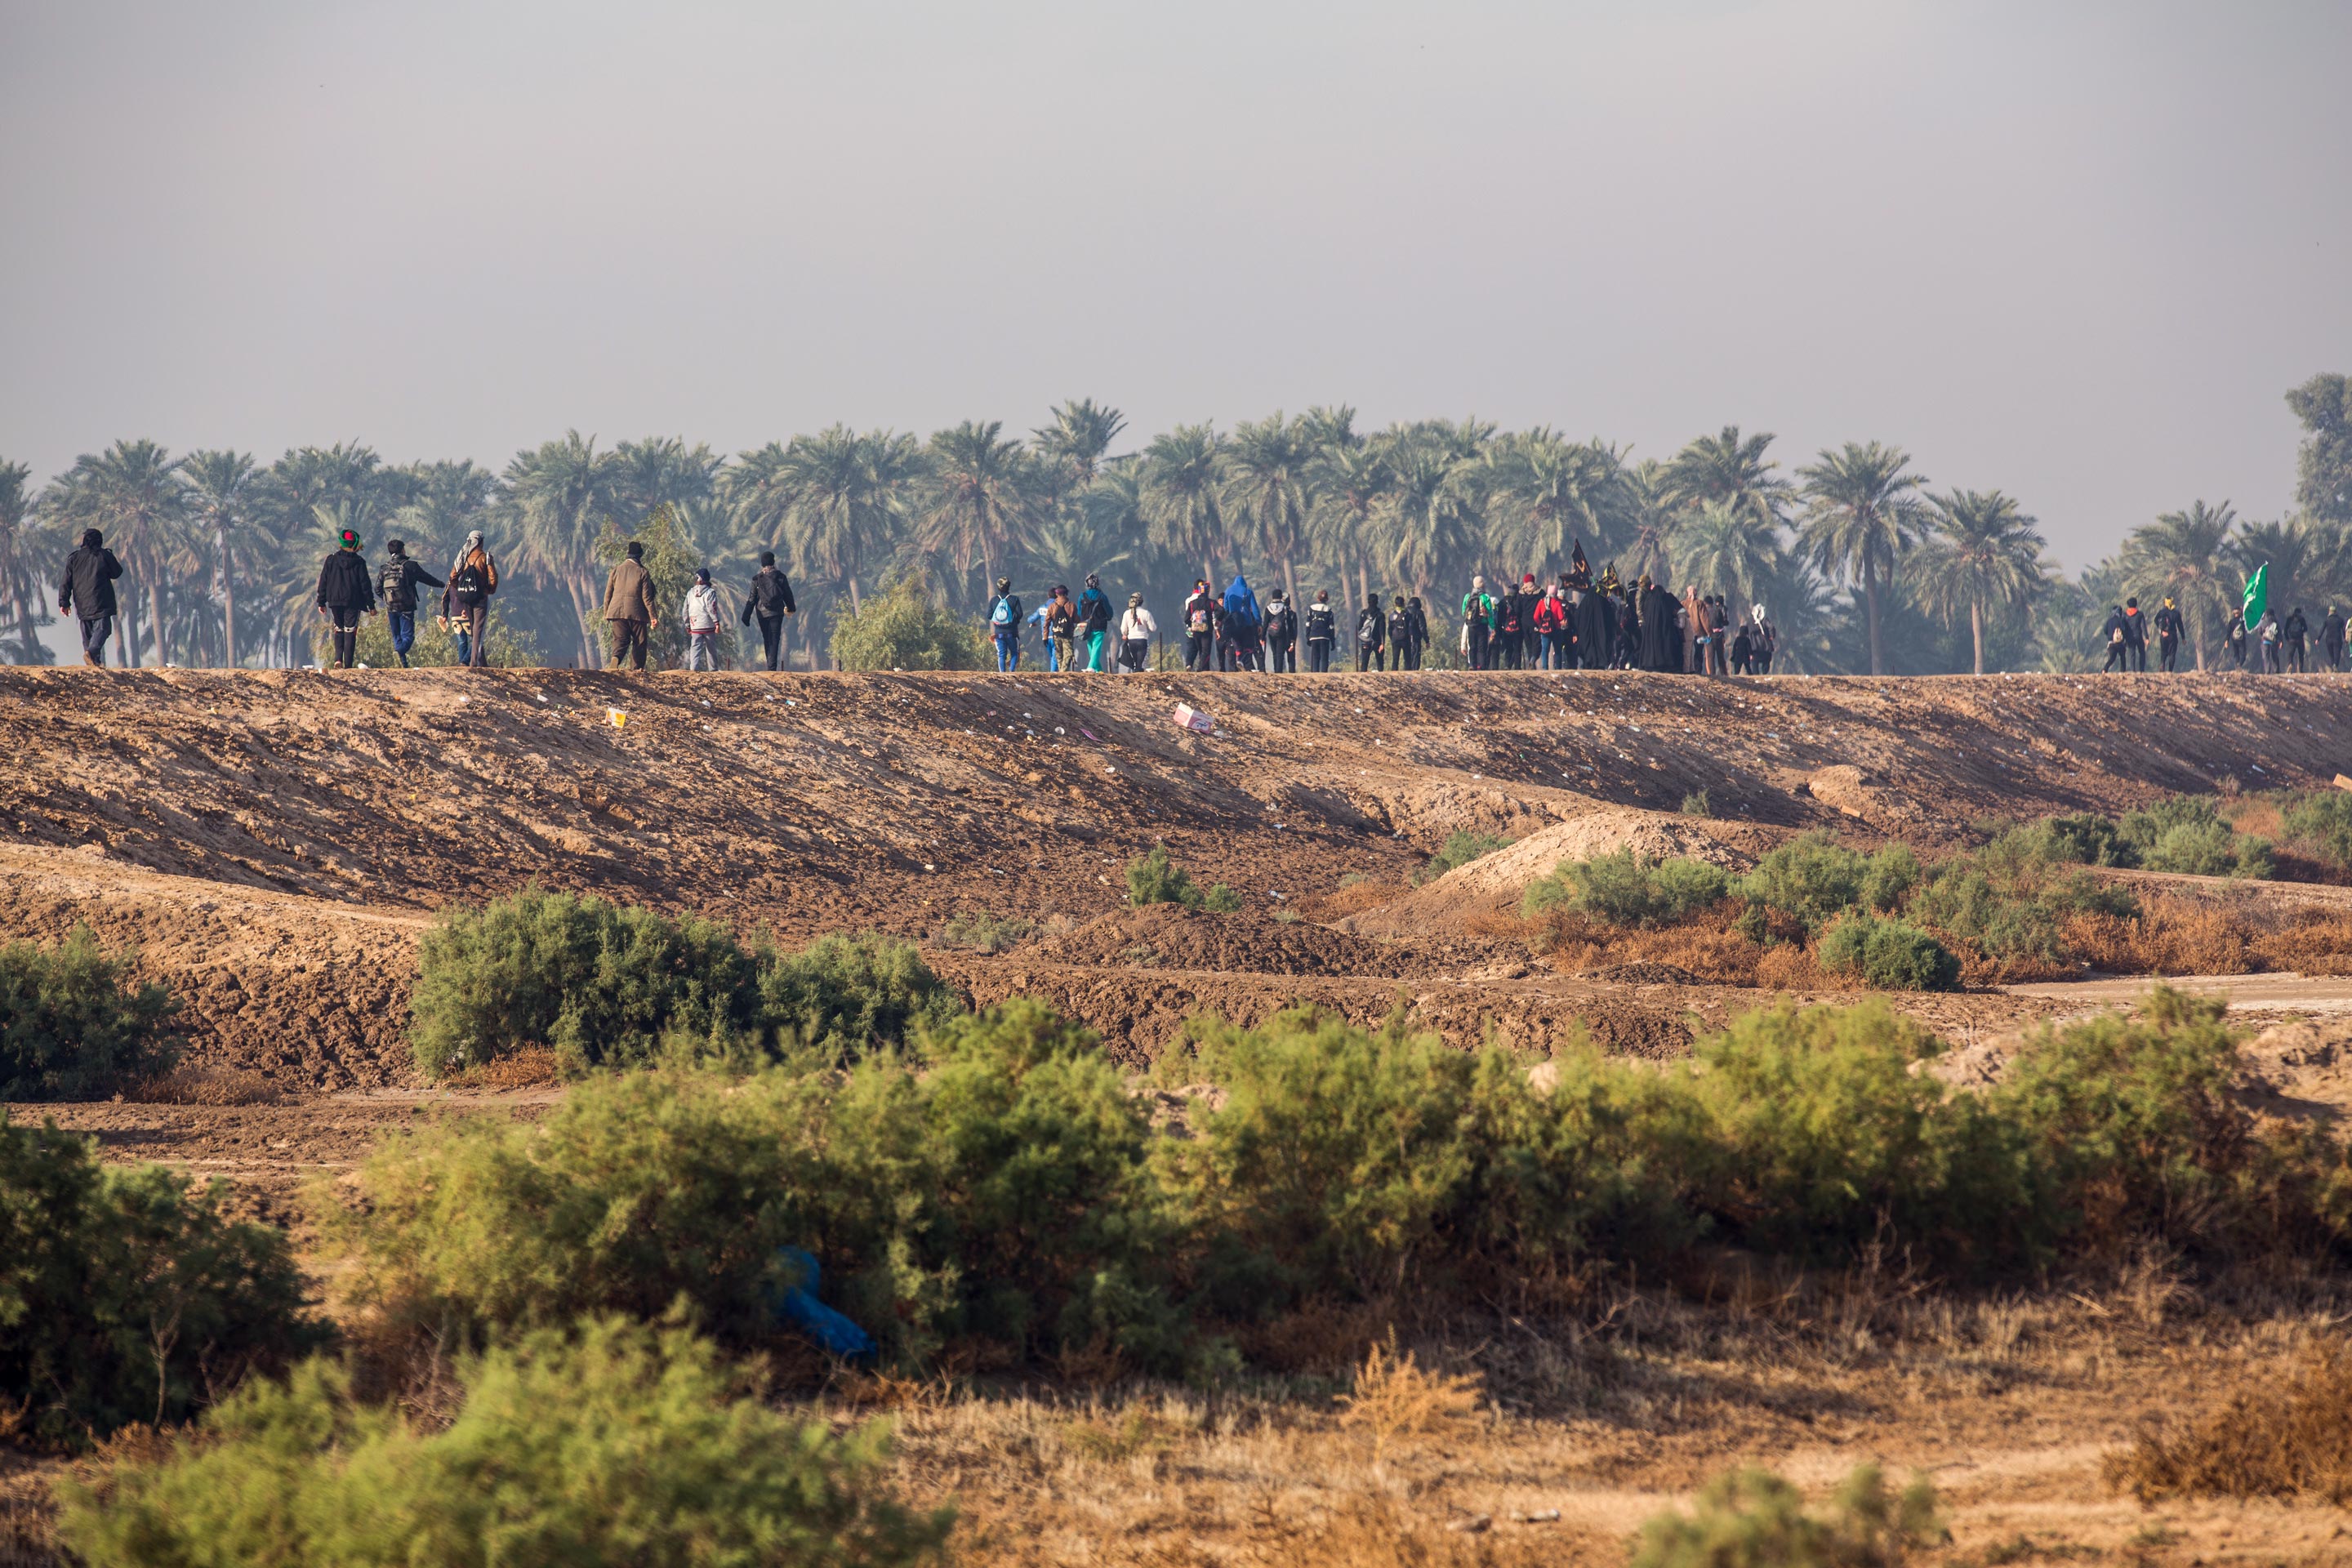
top-left (1140, 423), bottom-right (1228, 589)
top-left (505, 430), bottom-right (616, 669)
top-left (46, 439), bottom-right (192, 666)
top-left (177, 450), bottom-right (256, 667)
top-left (1797, 440), bottom-right (1930, 676)
top-left (1916, 489), bottom-right (2047, 675)
top-left (769, 425), bottom-right (923, 617)
top-left (916, 421), bottom-right (1028, 595)
top-left (1224, 413), bottom-right (1315, 604)
top-left (0, 461), bottom-right (39, 662)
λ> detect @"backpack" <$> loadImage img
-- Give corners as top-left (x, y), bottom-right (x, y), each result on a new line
top-left (377, 560), bottom-right (405, 600)
top-left (452, 562), bottom-right (488, 605)
top-left (991, 595), bottom-right (1015, 627)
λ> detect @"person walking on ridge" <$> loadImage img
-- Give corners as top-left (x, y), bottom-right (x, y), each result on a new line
top-left (58, 528), bottom-right (123, 667)
top-left (1303, 590), bottom-right (1335, 673)
top-left (316, 528), bottom-right (376, 670)
top-left (1078, 573), bottom-right (1113, 672)
top-left (1356, 592), bottom-right (1387, 671)
top-left (1119, 592), bottom-right (1156, 672)
top-left (601, 541), bottom-right (660, 670)
top-left (2151, 596), bottom-right (2185, 673)
top-left (1182, 579), bottom-right (1215, 672)
top-left (2323, 605), bottom-right (2347, 672)
top-left (987, 577), bottom-right (1022, 672)
top-left (742, 551), bottom-right (797, 670)
top-left (683, 568), bottom-right (724, 670)
top-left (447, 530), bottom-right (499, 669)
top-left (1264, 590), bottom-right (1297, 673)
top-left (376, 539), bottom-right (443, 669)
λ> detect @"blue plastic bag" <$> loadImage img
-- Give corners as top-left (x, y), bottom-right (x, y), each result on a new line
top-left (769, 1246), bottom-right (875, 1362)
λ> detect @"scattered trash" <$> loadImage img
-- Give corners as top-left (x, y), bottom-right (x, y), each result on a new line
top-left (2333, 774), bottom-right (2352, 791)
top-left (1079, 727), bottom-right (1098, 742)
top-left (1447, 1515), bottom-right (1492, 1535)
top-left (1512, 1509), bottom-right (1561, 1525)
top-left (922, 862), bottom-right (935, 872)
top-left (1174, 703), bottom-right (1214, 733)
top-left (608, 708), bottom-right (626, 728)
top-left (767, 1248), bottom-right (873, 1362)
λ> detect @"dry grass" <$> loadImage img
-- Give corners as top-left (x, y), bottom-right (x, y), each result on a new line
top-left (1337, 1339), bottom-right (1484, 1467)
top-left (452, 1045), bottom-right (564, 1089)
top-left (2060, 897), bottom-right (2252, 977)
top-left (2105, 1343), bottom-right (2352, 1504)
top-left (2250, 908), bottom-right (2352, 976)
top-left (126, 1063), bottom-right (281, 1106)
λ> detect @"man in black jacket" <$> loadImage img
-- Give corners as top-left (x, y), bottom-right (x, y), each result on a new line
top-left (1264, 590), bottom-right (1298, 673)
top-left (2150, 596), bottom-right (2185, 673)
top-left (739, 551), bottom-right (798, 670)
top-left (2284, 606), bottom-right (2311, 673)
top-left (58, 528), bottom-right (123, 667)
top-left (316, 528), bottom-right (376, 669)
top-left (1303, 590), bottom-right (1335, 673)
top-left (375, 540), bottom-right (443, 668)
top-left (2324, 605), bottom-right (2347, 673)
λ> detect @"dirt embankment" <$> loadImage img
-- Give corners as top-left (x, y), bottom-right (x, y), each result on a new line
top-left (2, 666), bottom-right (2347, 1090)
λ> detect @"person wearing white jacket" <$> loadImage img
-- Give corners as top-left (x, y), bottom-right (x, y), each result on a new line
top-left (1118, 594), bottom-right (1157, 672)
top-left (683, 568), bottom-right (724, 671)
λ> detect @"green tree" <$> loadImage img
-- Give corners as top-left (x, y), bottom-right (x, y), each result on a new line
top-left (1487, 430), bottom-right (1627, 570)
top-left (1140, 423), bottom-right (1228, 589)
top-left (2230, 514), bottom-right (2350, 627)
top-left (1224, 412), bottom-right (1316, 604)
top-left (1664, 425), bottom-right (1791, 541)
top-left (770, 426), bottom-right (922, 619)
top-left (504, 430), bottom-right (617, 670)
top-left (43, 439), bottom-right (192, 667)
top-left (1671, 497), bottom-right (1780, 620)
top-left (1798, 440), bottom-right (1930, 676)
top-left (1307, 437), bottom-right (1388, 612)
top-left (1916, 489), bottom-right (2047, 675)
top-left (604, 436), bottom-right (720, 524)
top-left (2286, 372), bottom-right (2352, 524)
top-left (0, 459), bottom-right (44, 663)
top-left (915, 420), bottom-right (1031, 599)
top-left (1373, 441), bottom-right (1481, 608)
top-left (2121, 499), bottom-right (2235, 670)
top-left (1030, 398), bottom-right (1126, 506)
top-left (175, 451), bottom-right (257, 668)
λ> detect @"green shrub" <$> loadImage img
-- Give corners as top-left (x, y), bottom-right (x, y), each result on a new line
top-left (0, 927), bottom-right (177, 1101)
top-left (1998, 812), bottom-right (2136, 868)
top-left (2, 1116), bottom-right (319, 1448)
top-left (1524, 850), bottom-right (1729, 926)
top-left (1414, 831), bottom-right (1512, 884)
top-left (938, 911), bottom-right (1036, 953)
top-left (1908, 853), bottom-right (2134, 964)
top-left (1633, 1464), bottom-right (1943, 1568)
top-left (1816, 914), bottom-right (1961, 992)
top-left (755, 932), bottom-right (960, 1064)
top-left (2118, 795), bottom-right (2224, 855)
top-left (408, 889), bottom-right (759, 1076)
top-left (1736, 832), bottom-right (1871, 929)
top-left (829, 578), bottom-right (989, 672)
top-left (2140, 818), bottom-right (2273, 878)
top-left (1680, 790), bottom-right (1713, 818)
top-left (407, 890), bottom-right (953, 1077)
top-left (2283, 790), bottom-right (2352, 871)
top-left (329, 1002), bottom-right (1176, 1369)
top-left (1125, 846), bottom-right (1241, 913)
top-left (1681, 1004), bottom-right (2040, 1264)
top-left (56, 1318), bottom-right (951, 1568)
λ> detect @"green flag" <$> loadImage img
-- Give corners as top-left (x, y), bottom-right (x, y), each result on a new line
top-left (2243, 564), bottom-right (2269, 628)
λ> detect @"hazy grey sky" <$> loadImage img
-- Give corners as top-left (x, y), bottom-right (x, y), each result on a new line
top-left (4, 0), bottom-right (2345, 568)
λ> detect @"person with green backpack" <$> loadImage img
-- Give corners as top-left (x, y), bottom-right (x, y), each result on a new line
top-left (1460, 574), bottom-right (1494, 670)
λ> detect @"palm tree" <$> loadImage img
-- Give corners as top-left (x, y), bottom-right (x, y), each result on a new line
top-left (1373, 444), bottom-right (1480, 609)
top-left (1671, 499), bottom-right (1780, 619)
top-left (1916, 490), bottom-right (2047, 675)
top-left (1139, 424), bottom-right (1227, 588)
top-left (1308, 440), bottom-right (1390, 610)
top-left (1487, 431), bottom-right (1627, 568)
top-left (772, 426), bottom-right (922, 617)
top-left (0, 461), bottom-right (41, 662)
top-left (390, 460), bottom-right (499, 571)
top-left (1665, 425), bottom-right (1792, 538)
top-left (1224, 413), bottom-right (1316, 603)
top-left (504, 431), bottom-right (616, 668)
top-left (1797, 441), bottom-right (1930, 676)
top-left (1621, 460), bottom-right (1677, 586)
top-left (915, 421), bottom-right (1030, 597)
top-left (2120, 500), bottom-right (2235, 670)
top-left (2229, 514), bottom-right (2351, 627)
top-left (605, 438), bottom-right (720, 523)
top-left (45, 439), bottom-right (191, 666)
top-left (176, 450), bottom-right (256, 667)
top-left (1031, 399), bottom-right (1126, 502)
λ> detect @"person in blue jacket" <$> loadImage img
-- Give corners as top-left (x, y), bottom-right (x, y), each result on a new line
top-left (1220, 574), bottom-right (1264, 672)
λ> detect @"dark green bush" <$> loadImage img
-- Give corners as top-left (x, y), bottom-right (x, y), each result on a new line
top-left (1524, 850), bottom-right (1729, 925)
top-left (1908, 851), bottom-right (2135, 964)
top-left (2111, 795), bottom-right (2272, 878)
top-left (1681, 1003), bottom-right (2039, 1264)
top-left (0, 927), bottom-right (177, 1100)
top-left (1991, 811), bottom-right (2137, 869)
top-left (57, 1318), bottom-right (951, 1568)
top-left (407, 889), bottom-right (953, 1077)
top-left (1735, 834), bottom-right (1916, 931)
top-left (332, 1001), bottom-right (1176, 1369)
top-left (2, 1116), bottom-right (320, 1448)
top-left (2283, 791), bottom-right (2352, 871)
top-left (1125, 846), bottom-right (1240, 913)
top-left (1633, 1464), bottom-right (1943, 1568)
top-left (1816, 914), bottom-right (1961, 992)
top-left (829, 577), bottom-right (991, 672)
top-left (1414, 831), bottom-right (1512, 884)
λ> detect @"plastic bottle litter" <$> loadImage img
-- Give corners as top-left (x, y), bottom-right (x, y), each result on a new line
top-left (608, 708), bottom-right (626, 728)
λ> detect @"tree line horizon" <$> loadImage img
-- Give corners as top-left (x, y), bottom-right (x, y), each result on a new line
top-left (2, 373), bottom-right (2347, 677)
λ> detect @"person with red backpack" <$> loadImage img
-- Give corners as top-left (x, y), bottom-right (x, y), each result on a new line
top-left (1530, 581), bottom-right (1568, 670)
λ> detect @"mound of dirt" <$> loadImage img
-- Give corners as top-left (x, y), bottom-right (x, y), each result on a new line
top-left (1027, 902), bottom-right (1431, 978)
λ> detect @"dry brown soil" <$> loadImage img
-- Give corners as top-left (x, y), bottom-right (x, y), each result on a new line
top-left (7, 665), bottom-right (2352, 1563)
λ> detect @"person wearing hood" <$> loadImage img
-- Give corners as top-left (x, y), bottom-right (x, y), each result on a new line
top-left (1077, 573), bottom-right (1113, 671)
top-left (58, 528), bottom-right (124, 667)
top-left (1303, 590), bottom-right (1336, 673)
top-left (2121, 596), bottom-right (2148, 671)
top-left (2151, 596), bottom-right (2185, 673)
top-left (2285, 605), bottom-right (2311, 673)
top-left (1388, 594), bottom-right (1419, 671)
top-left (683, 568), bottom-right (724, 670)
top-left (2323, 605), bottom-right (2347, 673)
top-left (601, 540), bottom-right (660, 670)
top-left (316, 528), bottom-right (377, 670)
top-left (1530, 579), bottom-right (1567, 669)
top-left (2224, 609), bottom-right (2248, 668)
top-left (1748, 603), bottom-right (1778, 674)
top-left (448, 530), bottom-right (499, 669)
top-left (1118, 592), bottom-right (1157, 672)
top-left (986, 577), bottom-right (1023, 672)
top-left (1460, 575), bottom-right (1492, 670)
top-left (375, 539), bottom-right (444, 668)
top-left (1221, 575), bottom-right (1264, 671)
top-left (1181, 579), bottom-right (1216, 671)
top-left (741, 551), bottom-right (797, 670)
top-left (1353, 592), bottom-right (1386, 671)
top-left (1264, 589), bottom-right (1298, 673)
